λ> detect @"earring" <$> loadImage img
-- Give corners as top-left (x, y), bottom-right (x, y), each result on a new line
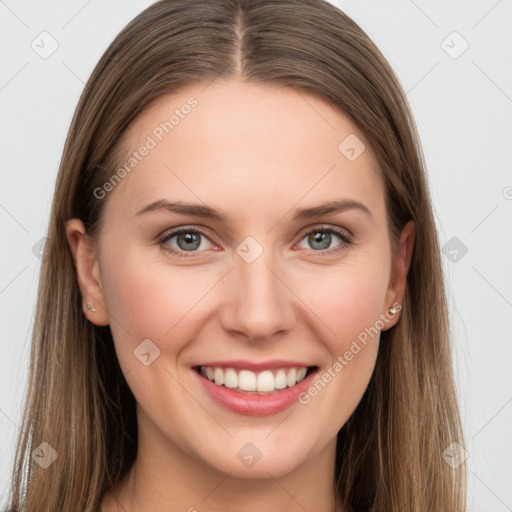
top-left (388, 305), bottom-right (398, 316)
top-left (86, 303), bottom-right (96, 313)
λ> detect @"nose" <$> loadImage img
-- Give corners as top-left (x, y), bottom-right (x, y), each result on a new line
top-left (219, 250), bottom-right (296, 342)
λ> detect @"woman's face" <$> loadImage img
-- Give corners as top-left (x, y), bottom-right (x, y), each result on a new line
top-left (68, 78), bottom-right (413, 478)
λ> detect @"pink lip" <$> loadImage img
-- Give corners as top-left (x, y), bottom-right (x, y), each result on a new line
top-left (195, 359), bottom-right (311, 371)
top-left (192, 366), bottom-right (318, 416)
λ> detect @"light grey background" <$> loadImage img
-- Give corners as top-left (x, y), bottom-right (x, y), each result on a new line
top-left (1, 0), bottom-right (511, 510)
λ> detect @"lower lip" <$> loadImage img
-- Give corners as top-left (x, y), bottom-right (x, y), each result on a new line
top-left (193, 367), bottom-right (318, 416)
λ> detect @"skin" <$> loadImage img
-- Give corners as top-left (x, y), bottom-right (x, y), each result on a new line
top-left (66, 78), bottom-right (415, 512)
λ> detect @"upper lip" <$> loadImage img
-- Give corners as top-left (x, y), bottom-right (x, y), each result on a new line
top-left (193, 360), bottom-right (315, 372)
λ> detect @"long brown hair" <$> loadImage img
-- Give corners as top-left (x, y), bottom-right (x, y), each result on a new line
top-left (7, 1), bottom-right (467, 510)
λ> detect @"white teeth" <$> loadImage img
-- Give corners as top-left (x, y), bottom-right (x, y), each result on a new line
top-left (274, 369), bottom-right (287, 389)
top-left (238, 370), bottom-right (256, 391)
top-left (213, 367), bottom-right (224, 386)
top-left (224, 368), bottom-right (238, 389)
top-left (198, 365), bottom-right (311, 392)
top-left (256, 370), bottom-right (274, 392)
top-left (286, 368), bottom-right (297, 387)
top-left (296, 367), bottom-right (307, 382)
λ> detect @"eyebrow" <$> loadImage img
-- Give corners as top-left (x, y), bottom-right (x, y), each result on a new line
top-left (134, 198), bottom-right (373, 222)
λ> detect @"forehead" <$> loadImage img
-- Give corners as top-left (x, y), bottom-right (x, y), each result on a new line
top-left (102, 78), bottom-right (385, 226)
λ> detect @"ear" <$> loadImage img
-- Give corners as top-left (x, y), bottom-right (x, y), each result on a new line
top-left (65, 218), bottom-right (109, 326)
top-left (382, 220), bottom-right (415, 330)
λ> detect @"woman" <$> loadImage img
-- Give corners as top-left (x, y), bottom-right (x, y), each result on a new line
top-left (6, 0), bottom-right (467, 510)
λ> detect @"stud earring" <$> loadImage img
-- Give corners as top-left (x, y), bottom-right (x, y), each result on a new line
top-left (388, 305), bottom-right (398, 316)
top-left (86, 303), bottom-right (96, 313)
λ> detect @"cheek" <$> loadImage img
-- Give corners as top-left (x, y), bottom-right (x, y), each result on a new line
top-left (295, 273), bottom-right (386, 423)
top-left (294, 253), bottom-right (390, 411)
top-left (298, 253), bottom-right (391, 347)
top-left (100, 247), bottom-right (218, 363)
top-left (103, 262), bottom-right (171, 336)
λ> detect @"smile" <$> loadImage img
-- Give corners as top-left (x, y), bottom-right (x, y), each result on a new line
top-left (196, 365), bottom-right (312, 394)
top-left (192, 362), bottom-right (319, 416)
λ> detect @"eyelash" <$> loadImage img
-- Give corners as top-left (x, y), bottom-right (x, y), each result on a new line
top-left (158, 225), bottom-right (353, 259)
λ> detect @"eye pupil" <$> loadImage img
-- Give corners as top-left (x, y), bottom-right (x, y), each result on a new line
top-left (178, 232), bottom-right (201, 251)
top-left (309, 231), bottom-right (331, 250)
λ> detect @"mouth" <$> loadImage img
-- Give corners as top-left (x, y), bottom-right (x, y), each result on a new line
top-left (191, 362), bottom-right (319, 416)
top-left (192, 364), bottom-right (318, 395)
